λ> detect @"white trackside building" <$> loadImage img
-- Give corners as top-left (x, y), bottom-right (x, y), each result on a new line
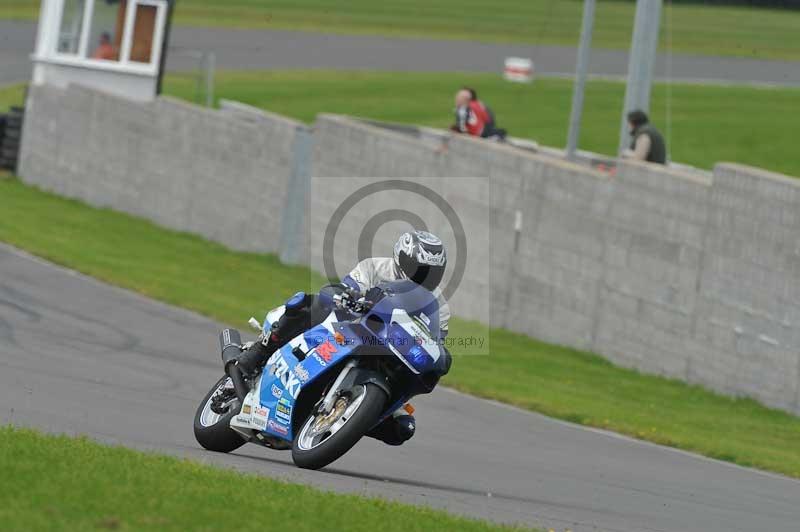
top-left (30, 0), bottom-right (173, 102)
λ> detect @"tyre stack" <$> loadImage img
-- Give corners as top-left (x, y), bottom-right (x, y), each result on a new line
top-left (0, 106), bottom-right (24, 172)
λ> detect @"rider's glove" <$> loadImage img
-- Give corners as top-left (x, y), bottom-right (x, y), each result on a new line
top-left (332, 288), bottom-right (354, 310)
top-left (364, 286), bottom-right (385, 304)
top-left (333, 288), bottom-right (371, 313)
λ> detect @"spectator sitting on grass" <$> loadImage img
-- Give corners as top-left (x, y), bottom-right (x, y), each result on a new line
top-left (622, 110), bottom-right (666, 164)
top-left (451, 88), bottom-right (506, 141)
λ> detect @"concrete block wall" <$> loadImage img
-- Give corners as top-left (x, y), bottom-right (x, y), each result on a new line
top-left (18, 84), bottom-right (308, 255)
top-left (593, 161), bottom-right (712, 379)
top-left (309, 115), bottom-right (800, 415)
top-left (505, 153), bottom-right (610, 350)
top-left (17, 84), bottom-right (800, 414)
top-left (309, 116), bottom-right (517, 327)
top-left (693, 164), bottom-right (800, 411)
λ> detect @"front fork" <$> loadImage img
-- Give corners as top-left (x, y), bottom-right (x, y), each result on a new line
top-left (319, 360), bottom-right (358, 413)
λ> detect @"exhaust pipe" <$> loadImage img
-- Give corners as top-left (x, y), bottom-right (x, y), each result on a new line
top-left (219, 328), bottom-right (242, 366)
top-left (227, 364), bottom-right (249, 403)
top-left (219, 328), bottom-right (248, 402)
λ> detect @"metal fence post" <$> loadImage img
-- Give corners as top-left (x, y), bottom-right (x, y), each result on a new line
top-left (279, 126), bottom-right (313, 265)
top-left (566, 0), bottom-right (596, 160)
top-left (204, 52), bottom-right (215, 108)
top-left (618, 0), bottom-right (662, 155)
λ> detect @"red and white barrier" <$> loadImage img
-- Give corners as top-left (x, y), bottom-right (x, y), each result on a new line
top-left (503, 57), bottom-right (534, 83)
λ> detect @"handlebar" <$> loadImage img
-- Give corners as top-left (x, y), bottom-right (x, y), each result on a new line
top-left (333, 288), bottom-right (375, 314)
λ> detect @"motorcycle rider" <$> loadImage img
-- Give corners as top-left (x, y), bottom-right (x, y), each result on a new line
top-left (233, 230), bottom-right (452, 446)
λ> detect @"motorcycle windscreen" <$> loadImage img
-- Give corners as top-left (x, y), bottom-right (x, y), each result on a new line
top-left (371, 280), bottom-right (441, 340)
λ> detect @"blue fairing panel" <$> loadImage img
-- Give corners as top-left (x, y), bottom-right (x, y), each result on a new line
top-left (257, 324), bottom-right (357, 441)
top-left (257, 345), bottom-right (300, 440)
top-left (301, 325), bottom-right (356, 373)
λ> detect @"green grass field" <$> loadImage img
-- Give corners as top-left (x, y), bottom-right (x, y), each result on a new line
top-left (2, 0), bottom-right (799, 60)
top-left (5, 71), bottom-right (798, 177)
top-left (0, 426), bottom-right (532, 532)
top-left (2, 178), bottom-right (800, 479)
top-left (0, 83), bottom-right (25, 112)
top-left (163, 70), bottom-right (800, 178)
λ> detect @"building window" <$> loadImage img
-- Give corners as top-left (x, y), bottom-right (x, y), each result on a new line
top-left (50, 0), bottom-right (167, 71)
top-left (57, 0), bottom-right (86, 55)
top-left (130, 4), bottom-right (157, 63)
top-left (88, 0), bottom-right (126, 61)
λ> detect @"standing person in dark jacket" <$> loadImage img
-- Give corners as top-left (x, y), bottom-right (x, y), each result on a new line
top-left (623, 110), bottom-right (667, 164)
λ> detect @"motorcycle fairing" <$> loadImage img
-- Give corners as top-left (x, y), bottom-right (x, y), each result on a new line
top-left (330, 320), bottom-right (435, 424)
top-left (253, 280), bottom-right (442, 440)
top-left (229, 373), bottom-right (269, 433)
top-left (256, 315), bottom-right (359, 441)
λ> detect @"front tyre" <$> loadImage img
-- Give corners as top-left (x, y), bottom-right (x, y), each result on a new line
top-left (292, 384), bottom-right (387, 470)
top-left (193, 375), bottom-right (246, 453)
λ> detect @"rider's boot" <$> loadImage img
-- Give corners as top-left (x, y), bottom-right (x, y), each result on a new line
top-left (368, 404), bottom-right (416, 446)
top-left (231, 334), bottom-right (275, 377)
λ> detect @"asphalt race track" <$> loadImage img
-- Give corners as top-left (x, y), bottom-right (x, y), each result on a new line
top-left (2, 243), bottom-right (800, 531)
top-left (2, 21), bottom-right (799, 87)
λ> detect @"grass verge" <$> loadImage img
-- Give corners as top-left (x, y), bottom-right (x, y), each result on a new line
top-left (0, 83), bottom-right (25, 112)
top-left (163, 70), bottom-right (800, 178)
top-left (2, 178), bottom-right (800, 478)
top-left (0, 426), bottom-right (531, 532)
top-left (2, 0), bottom-right (799, 60)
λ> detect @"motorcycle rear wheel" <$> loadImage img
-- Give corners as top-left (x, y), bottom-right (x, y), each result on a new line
top-left (292, 383), bottom-right (386, 470)
top-left (193, 375), bottom-right (246, 453)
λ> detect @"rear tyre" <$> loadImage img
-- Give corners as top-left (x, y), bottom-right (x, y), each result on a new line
top-left (292, 383), bottom-right (387, 470)
top-left (193, 375), bottom-right (246, 453)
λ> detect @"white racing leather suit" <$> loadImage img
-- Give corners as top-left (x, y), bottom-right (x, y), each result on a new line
top-left (342, 257), bottom-right (451, 339)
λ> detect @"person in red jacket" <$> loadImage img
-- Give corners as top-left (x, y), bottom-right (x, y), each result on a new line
top-left (451, 88), bottom-right (506, 140)
top-left (92, 32), bottom-right (117, 61)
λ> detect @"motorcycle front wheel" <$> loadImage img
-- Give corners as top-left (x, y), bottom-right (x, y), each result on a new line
top-left (292, 383), bottom-right (386, 470)
top-left (193, 375), bottom-right (246, 453)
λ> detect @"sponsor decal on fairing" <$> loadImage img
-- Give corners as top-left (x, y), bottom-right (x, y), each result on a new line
top-left (271, 383), bottom-right (283, 399)
top-left (251, 406), bottom-right (269, 430)
top-left (266, 351), bottom-right (303, 399)
top-left (294, 364), bottom-right (310, 383)
top-left (267, 419), bottom-right (289, 436)
top-left (276, 397), bottom-right (292, 422)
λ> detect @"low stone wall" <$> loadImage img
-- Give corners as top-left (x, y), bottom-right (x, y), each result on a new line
top-left (19, 84), bottom-right (309, 255)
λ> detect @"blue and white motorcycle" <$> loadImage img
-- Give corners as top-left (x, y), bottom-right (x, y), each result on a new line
top-left (193, 280), bottom-right (449, 470)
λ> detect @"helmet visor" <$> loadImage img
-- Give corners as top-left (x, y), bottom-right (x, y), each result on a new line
top-left (399, 253), bottom-right (444, 292)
